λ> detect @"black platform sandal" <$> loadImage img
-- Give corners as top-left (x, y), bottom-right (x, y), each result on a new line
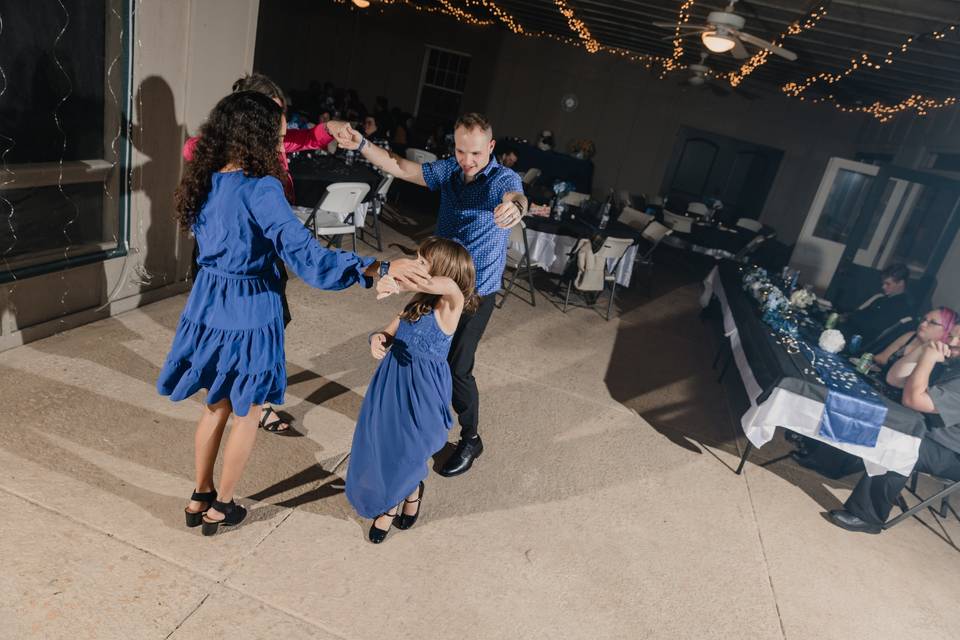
top-left (201, 499), bottom-right (247, 536)
top-left (184, 489), bottom-right (217, 528)
top-left (368, 506), bottom-right (399, 544)
top-left (395, 481), bottom-right (424, 531)
top-left (259, 406), bottom-right (293, 435)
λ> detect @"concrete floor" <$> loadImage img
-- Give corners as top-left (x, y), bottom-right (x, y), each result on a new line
top-left (2, 222), bottom-right (959, 640)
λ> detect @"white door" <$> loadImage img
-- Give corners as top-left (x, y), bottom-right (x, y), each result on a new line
top-left (791, 158), bottom-right (880, 291)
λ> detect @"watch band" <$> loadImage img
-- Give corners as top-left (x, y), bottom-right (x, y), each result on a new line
top-left (378, 261), bottom-right (390, 278)
top-left (357, 137), bottom-right (368, 154)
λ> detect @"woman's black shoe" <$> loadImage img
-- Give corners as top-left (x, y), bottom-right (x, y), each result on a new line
top-left (201, 499), bottom-right (247, 536)
top-left (184, 488), bottom-right (217, 528)
top-left (395, 482), bottom-right (424, 531)
top-left (368, 508), bottom-right (399, 544)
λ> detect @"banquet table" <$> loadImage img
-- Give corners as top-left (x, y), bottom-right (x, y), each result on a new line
top-left (666, 219), bottom-right (774, 259)
top-left (701, 261), bottom-right (928, 477)
top-left (288, 155), bottom-right (382, 208)
top-left (513, 216), bottom-right (640, 287)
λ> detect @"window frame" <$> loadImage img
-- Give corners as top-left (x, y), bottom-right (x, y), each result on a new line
top-left (0, 0), bottom-right (134, 284)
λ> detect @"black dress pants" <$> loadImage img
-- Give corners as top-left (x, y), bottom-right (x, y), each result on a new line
top-left (447, 293), bottom-right (497, 440)
top-left (845, 437), bottom-right (960, 526)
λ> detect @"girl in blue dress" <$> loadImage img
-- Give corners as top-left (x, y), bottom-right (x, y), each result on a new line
top-left (159, 91), bottom-right (428, 536)
top-left (346, 237), bottom-right (479, 543)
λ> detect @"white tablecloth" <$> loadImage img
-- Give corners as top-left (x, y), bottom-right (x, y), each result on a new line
top-left (510, 227), bottom-right (637, 287)
top-left (702, 266), bottom-right (922, 476)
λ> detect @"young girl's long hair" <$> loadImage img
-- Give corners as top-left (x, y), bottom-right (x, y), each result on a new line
top-left (174, 91), bottom-right (286, 229)
top-left (400, 237), bottom-right (479, 323)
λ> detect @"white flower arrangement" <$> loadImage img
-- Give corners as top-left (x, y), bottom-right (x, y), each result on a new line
top-left (818, 329), bottom-right (846, 354)
top-left (790, 289), bottom-right (816, 309)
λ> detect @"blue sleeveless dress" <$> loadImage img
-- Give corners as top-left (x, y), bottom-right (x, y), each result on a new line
top-left (156, 173), bottom-right (374, 417)
top-left (346, 311), bottom-right (454, 518)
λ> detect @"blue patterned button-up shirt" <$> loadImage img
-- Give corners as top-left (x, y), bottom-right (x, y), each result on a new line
top-left (421, 155), bottom-right (523, 297)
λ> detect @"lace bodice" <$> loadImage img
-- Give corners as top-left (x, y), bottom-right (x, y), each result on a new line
top-left (393, 311), bottom-right (453, 361)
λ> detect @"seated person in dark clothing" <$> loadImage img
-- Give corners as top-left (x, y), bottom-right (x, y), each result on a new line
top-left (791, 308), bottom-right (958, 478)
top-left (828, 326), bottom-right (960, 533)
top-left (498, 147), bottom-right (519, 169)
top-left (840, 263), bottom-right (914, 346)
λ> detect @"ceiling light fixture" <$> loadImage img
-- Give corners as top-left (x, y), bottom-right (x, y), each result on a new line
top-left (701, 30), bottom-right (735, 53)
top-left (351, 0), bottom-right (370, 8)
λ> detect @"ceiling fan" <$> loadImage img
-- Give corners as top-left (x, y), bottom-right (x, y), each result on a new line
top-left (654, 0), bottom-right (797, 61)
top-left (679, 53), bottom-right (756, 98)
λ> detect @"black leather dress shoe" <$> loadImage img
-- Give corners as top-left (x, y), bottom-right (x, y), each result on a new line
top-left (828, 509), bottom-right (882, 534)
top-left (438, 437), bottom-right (483, 477)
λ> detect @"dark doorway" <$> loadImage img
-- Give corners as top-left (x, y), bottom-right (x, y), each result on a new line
top-left (660, 126), bottom-right (783, 221)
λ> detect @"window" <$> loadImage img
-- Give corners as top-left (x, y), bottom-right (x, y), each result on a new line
top-left (0, 0), bottom-right (132, 281)
top-left (415, 46), bottom-right (471, 132)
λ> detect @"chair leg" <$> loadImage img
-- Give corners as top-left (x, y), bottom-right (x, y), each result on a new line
top-left (499, 263), bottom-right (521, 309)
top-left (606, 281), bottom-right (617, 320)
top-left (525, 260), bottom-right (537, 307)
top-left (373, 209), bottom-right (383, 251)
top-left (562, 280), bottom-right (572, 313)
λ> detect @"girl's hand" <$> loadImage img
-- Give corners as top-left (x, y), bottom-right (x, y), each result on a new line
top-left (376, 275), bottom-right (401, 300)
top-left (370, 332), bottom-right (389, 360)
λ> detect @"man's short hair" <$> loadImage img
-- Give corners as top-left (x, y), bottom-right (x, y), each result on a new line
top-left (882, 263), bottom-right (909, 283)
top-left (455, 112), bottom-right (493, 137)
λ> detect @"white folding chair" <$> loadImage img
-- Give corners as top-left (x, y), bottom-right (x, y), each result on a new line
top-left (686, 202), bottom-right (709, 217)
top-left (560, 191), bottom-right (590, 207)
top-left (405, 148), bottom-right (438, 164)
top-left (617, 189), bottom-right (634, 208)
top-left (358, 175), bottom-right (392, 251)
top-left (618, 206), bottom-right (654, 232)
top-left (497, 222), bottom-right (536, 309)
top-left (662, 210), bottom-right (693, 234)
top-left (562, 236), bottom-right (635, 320)
top-left (522, 167), bottom-right (541, 185)
top-left (735, 217), bottom-right (763, 232)
top-left (294, 182), bottom-right (370, 251)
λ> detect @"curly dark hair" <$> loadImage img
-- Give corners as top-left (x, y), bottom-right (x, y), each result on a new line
top-left (174, 91), bottom-right (286, 229)
top-left (400, 237), bottom-right (479, 323)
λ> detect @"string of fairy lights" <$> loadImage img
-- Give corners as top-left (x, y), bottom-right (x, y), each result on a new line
top-left (727, 4), bottom-right (828, 87)
top-left (344, 0), bottom-right (960, 124)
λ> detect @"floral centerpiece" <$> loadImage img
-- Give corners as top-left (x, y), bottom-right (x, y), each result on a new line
top-left (789, 288), bottom-right (816, 310)
top-left (569, 139), bottom-right (596, 160)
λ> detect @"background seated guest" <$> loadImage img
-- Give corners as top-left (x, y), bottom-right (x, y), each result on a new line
top-left (792, 308), bottom-right (958, 479)
top-left (498, 147), bottom-right (518, 169)
top-left (829, 326), bottom-right (960, 533)
top-left (840, 263), bottom-right (914, 346)
top-left (879, 307), bottom-right (958, 391)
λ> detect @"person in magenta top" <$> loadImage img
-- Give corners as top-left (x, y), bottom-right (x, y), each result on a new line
top-left (182, 73), bottom-right (351, 201)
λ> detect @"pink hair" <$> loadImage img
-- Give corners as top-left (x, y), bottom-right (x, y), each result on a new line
top-left (938, 306), bottom-right (958, 339)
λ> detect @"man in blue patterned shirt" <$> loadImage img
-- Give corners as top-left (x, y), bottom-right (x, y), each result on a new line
top-left (339, 113), bottom-right (527, 477)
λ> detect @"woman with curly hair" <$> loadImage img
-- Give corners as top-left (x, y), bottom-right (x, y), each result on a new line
top-left (160, 91), bottom-right (429, 535)
top-left (183, 73), bottom-right (354, 435)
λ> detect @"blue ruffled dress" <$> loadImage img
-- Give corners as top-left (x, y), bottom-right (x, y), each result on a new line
top-left (346, 311), bottom-right (454, 518)
top-left (157, 172), bottom-right (374, 416)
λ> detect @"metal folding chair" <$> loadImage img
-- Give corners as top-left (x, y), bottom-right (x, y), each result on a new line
top-left (497, 222), bottom-right (536, 308)
top-left (358, 174), bottom-right (392, 251)
top-left (562, 236), bottom-right (634, 321)
top-left (294, 182), bottom-right (370, 251)
top-left (886, 471), bottom-right (960, 529)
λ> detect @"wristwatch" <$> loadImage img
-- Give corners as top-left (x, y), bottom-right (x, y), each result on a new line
top-left (357, 137), bottom-right (368, 154)
top-left (378, 260), bottom-right (390, 278)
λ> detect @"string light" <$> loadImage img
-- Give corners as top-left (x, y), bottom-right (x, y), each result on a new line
top-left (554, 0), bottom-right (600, 53)
top-left (662, 0), bottom-right (696, 76)
top-left (782, 21), bottom-right (960, 121)
top-left (0, 8), bottom-right (18, 278)
top-left (727, 5), bottom-right (827, 87)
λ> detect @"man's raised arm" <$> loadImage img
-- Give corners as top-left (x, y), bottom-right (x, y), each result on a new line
top-left (336, 126), bottom-right (427, 187)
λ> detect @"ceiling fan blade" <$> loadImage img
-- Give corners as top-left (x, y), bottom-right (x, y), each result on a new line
top-left (660, 32), bottom-right (704, 41)
top-left (738, 31), bottom-right (798, 61)
top-left (731, 37), bottom-right (749, 59)
top-left (653, 22), bottom-right (704, 30)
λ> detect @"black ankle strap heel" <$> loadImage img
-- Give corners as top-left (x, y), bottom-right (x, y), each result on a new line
top-left (184, 489), bottom-right (217, 528)
top-left (396, 481), bottom-right (425, 531)
top-left (201, 499), bottom-right (247, 536)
